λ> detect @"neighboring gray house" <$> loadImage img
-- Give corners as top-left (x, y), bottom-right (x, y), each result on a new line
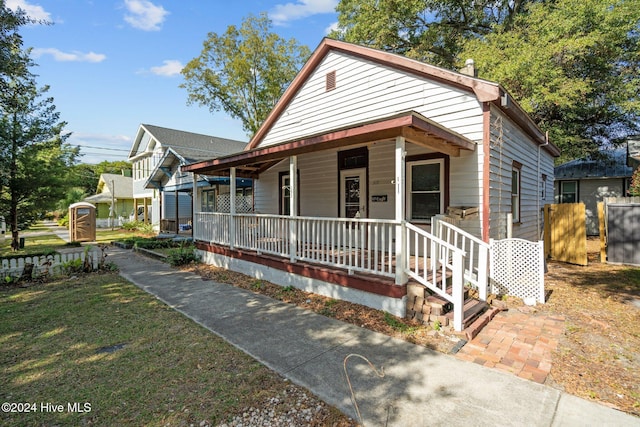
top-left (128, 124), bottom-right (249, 233)
top-left (554, 148), bottom-right (633, 235)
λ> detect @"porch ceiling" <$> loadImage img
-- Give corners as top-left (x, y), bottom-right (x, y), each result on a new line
top-left (183, 111), bottom-right (476, 178)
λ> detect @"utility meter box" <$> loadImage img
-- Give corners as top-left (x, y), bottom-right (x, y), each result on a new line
top-left (69, 202), bottom-right (96, 242)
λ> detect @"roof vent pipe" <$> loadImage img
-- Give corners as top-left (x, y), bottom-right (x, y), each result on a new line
top-left (459, 58), bottom-right (477, 77)
top-left (501, 92), bottom-right (510, 109)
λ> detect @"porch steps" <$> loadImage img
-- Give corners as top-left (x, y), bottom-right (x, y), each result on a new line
top-left (406, 282), bottom-right (495, 339)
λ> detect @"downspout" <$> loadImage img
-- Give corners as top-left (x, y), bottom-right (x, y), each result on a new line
top-left (537, 132), bottom-right (550, 239)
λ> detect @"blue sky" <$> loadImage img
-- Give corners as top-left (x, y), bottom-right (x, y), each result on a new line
top-left (7, 0), bottom-right (340, 163)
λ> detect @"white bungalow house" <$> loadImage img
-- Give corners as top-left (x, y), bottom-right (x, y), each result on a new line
top-left (128, 124), bottom-right (248, 232)
top-left (183, 38), bottom-right (560, 331)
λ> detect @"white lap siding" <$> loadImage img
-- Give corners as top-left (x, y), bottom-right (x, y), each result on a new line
top-left (254, 140), bottom-right (485, 229)
top-left (488, 106), bottom-right (554, 241)
top-left (254, 151), bottom-right (338, 217)
top-left (258, 51), bottom-right (483, 148)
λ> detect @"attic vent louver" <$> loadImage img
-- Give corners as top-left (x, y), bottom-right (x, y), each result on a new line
top-left (326, 70), bottom-right (336, 91)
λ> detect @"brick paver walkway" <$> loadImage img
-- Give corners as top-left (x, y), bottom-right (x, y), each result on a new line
top-left (455, 309), bottom-right (565, 384)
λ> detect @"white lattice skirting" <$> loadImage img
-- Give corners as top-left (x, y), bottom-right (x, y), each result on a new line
top-left (489, 238), bottom-right (545, 304)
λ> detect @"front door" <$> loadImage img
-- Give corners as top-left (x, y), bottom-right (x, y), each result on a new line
top-left (340, 168), bottom-right (367, 218)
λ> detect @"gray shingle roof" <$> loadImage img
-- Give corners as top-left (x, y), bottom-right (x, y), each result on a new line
top-left (141, 124), bottom-right (248, 162)
top-left (99, 173), bottom-right (133, 198)
top-left (554, 148), bottom-right (633, 180)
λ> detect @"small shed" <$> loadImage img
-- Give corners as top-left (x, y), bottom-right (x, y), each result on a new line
top-left (607, 203), bottom-right (640, 266)
top-left (69, 202), bottom-right (96, 242)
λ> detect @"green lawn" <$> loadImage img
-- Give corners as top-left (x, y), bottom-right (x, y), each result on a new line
top-left (0, 273), bottom-right (347, 426)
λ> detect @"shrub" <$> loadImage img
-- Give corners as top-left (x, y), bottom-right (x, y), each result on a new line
top-left (166, 244), bottom-right (198, 267)
top-left (134, 239), bottom-right (175, 250)
top-left (61, 257), bottom-right (84, 274)
top-left (138, 222), bottom-right (154, 234)
top-left (122, 220), bottom-right (141, 231)
top-left (57, 215), bottom-right (69, 227)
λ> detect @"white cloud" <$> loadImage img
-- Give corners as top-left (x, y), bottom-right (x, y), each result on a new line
top-left (123, 0), bottom-right (169, 31)
top-left (32, 48), bottom-right (106, 63)
top-left (149, 60), bottom-right (184, 77)
top-left (324, 21), bottom-right (339, 35)
top-left (6, 0), bottom-right (52, 21)
top-left (270, 0), bottom-right (338, 26)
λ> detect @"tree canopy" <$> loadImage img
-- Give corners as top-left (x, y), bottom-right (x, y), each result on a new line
top-left (0, 2), bottom-right (77, 249)
top-left (460, 0), bottom-right (640, 162)
top-left (332, 0), bottom-right (640, 161)
top-left (181, 13), bottom-right (311, 136)
top-left (332, 0), bottom-right (529, 68)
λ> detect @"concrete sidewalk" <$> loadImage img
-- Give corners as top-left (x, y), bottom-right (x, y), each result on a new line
top-left (109, 246), bottom-right (639, 427)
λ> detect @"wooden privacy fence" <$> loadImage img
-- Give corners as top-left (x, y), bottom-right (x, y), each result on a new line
top-left (1, 250), bottom-right (102, 281)
top-left (544, 203), bottom-right (587, 266)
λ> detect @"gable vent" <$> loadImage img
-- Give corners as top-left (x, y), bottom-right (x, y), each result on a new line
top-left (326, 70), bottom-right (336, 91)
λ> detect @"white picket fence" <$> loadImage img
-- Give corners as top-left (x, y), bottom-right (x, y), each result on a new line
top-left (1, 250), bottom-right (102, 281)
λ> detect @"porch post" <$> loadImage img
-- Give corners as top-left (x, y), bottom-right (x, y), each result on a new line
top-left (395, 136), bottom-right (407, 285)
top-left (289, 155), bottom-right (298, 262)
top-left (175, 189), bottom-right (179, 233)
top-left (229, 167), bottom-right (236, 249)
top-left (192, 173), bottom-right (198, 239)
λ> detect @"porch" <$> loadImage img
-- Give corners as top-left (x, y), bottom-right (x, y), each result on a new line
top-left (193, 212), bottom-right (491, 331)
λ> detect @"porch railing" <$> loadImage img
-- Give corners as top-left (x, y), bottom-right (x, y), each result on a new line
top-left (405, 222), bottom-right (466, 331)
top-left (195, 212), bottom-right (230, 245)
top-left (194, 212), bottom-right (470, 330)
top-left (197, 213), bottom-right (398, 278)
top-left (435, 219), bottom-right (489, 301)
top-left (295, 216), bottom-right (397, 277)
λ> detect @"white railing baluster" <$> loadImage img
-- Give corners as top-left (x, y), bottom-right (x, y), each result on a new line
top-left (193, 213), bottom-right (401, 278)
top-left (435, 220), bottom-right (490, 301)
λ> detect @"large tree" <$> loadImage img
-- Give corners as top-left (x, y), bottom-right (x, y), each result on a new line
top-left (331, 0), bottom-right (530, 68)
top-left (181, 13), bottom-right (311, 136)
top-left (332, 0), bottom-right (640, 161)
top-left (459, 0), bottom-right (640, 162)
top-left (0, 3), bottom-right (77, 250)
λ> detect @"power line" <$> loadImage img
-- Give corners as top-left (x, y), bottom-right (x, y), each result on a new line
top-left (73, 144), bottom-right (130, 152)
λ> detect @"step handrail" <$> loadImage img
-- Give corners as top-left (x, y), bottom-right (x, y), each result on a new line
top-left (405, 222), bottom-right (467, 331)
top-left (435, 219), bottom-right (490, 301)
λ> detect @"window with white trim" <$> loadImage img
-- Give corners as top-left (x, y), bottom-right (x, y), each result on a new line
top-left (408, 159), bottom-right (444, 221)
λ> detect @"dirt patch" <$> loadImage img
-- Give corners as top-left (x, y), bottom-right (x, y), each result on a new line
top-left (184, 236), bottom-right (640, 417)
top-left (540, 238), bottom-right (640, 415)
